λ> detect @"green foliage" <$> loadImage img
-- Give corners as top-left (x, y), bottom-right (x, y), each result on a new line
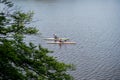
top-left (0, 0), bottom-right (74, 80)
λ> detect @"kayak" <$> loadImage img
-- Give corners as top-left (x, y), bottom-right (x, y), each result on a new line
top-left (44, 38), bottom-right (69, 40)
top-left (47, 42), bottom-right (76, 44)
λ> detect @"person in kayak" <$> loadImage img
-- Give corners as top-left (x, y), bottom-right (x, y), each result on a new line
top-left (59, 39), bottom-right (63, 43)
top-left (53, 34), bottom-right (59, 42)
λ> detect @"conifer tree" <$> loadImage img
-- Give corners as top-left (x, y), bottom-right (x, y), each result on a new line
top-left (0, 0), bottom-right (74, 80)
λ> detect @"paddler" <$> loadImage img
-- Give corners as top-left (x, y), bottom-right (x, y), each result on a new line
top-left (53, 34), bottom-right (59, 42)
top-left (59, 39), bottom-right (63, 43)
top-left (59, 39), bottom-right (66, 43)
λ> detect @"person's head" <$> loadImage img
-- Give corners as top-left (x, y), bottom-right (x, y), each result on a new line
top-left (53, 34), bottom-right (56, 36)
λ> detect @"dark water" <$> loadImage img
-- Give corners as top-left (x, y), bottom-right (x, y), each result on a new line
top-left (13, 0), bottom-right (120, 80)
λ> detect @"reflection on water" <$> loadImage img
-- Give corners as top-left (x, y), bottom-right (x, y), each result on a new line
top-left (13, 0), bottom-right (120, 80)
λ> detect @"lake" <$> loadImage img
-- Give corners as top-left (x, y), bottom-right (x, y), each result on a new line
top-left (13, 0), bottom-right (120, 80)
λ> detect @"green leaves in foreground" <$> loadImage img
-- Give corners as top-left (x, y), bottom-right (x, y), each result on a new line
top-left (0, 0), bottom-right (74, 80)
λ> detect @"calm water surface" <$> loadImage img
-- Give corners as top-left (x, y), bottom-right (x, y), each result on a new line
top-left (13, 0), bottom-right (120, 80)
